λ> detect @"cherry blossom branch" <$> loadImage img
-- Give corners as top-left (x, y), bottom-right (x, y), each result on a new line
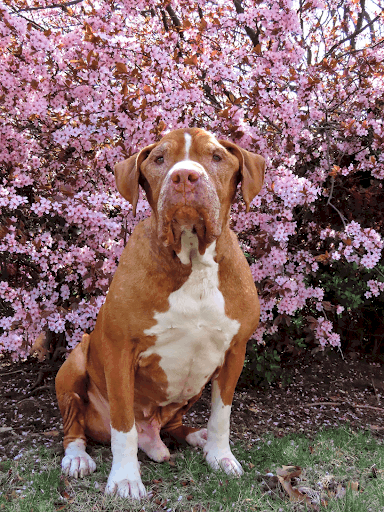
top-left (338, 37), bottom-right (384, 59)
top-left (16, 0), bottom-right (84, 12)
top-left (324, 127), bottom-right (347, 230)
top-left (324, 10), bottom-right (383, 58)
top-left (165, 5), bottom-right (182, 31)
top-left (233, 0), bottom-right (260, 47)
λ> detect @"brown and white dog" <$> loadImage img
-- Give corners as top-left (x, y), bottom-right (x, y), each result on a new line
top-left (55, 128), bottom-right (264, 499)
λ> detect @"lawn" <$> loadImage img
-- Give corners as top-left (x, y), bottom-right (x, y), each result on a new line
top-left (0, 427), bottom-right (383, 512)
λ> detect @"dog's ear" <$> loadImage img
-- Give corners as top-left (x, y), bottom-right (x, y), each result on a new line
top-left (114, 144), bottom-right (156, 216)
top-left (219, 140), bottom-right (265, 212)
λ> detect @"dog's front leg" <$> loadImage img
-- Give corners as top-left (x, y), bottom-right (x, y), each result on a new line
top-left (104, 348), bottom-right (146, 500)
top-left (204, 342), bottom-right (246, 476)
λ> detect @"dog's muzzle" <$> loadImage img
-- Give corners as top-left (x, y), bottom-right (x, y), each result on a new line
top-left (157, 162), bottom-right (221, 256)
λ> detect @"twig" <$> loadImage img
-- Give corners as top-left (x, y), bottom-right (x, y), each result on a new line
top-left (303, 401), bottom-right (343, 407)
top-left (324, 10), bottom-right (383, 58)
top-left (371, 379), bottom-right (381, 406)
top-left (16, 0), bottom-right (84, 12)
top-left (355, 404), bottom-right (384, 412)
top-left (303, 401), bottom-right (384, 412)
top-left (16, 385), bottom-right (55, 404)
top-left (0, 369), bottom-right (25, 376)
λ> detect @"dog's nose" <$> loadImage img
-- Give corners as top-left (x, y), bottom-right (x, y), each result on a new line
top-left (170, 168), bottom-right (200, 190)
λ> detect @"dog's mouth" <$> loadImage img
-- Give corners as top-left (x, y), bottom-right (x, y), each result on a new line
top-left (158, 205), bottom-right (221, 259)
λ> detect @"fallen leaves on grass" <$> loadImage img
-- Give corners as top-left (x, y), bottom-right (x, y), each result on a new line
top-left (276, 466), bottom-right (321, 510)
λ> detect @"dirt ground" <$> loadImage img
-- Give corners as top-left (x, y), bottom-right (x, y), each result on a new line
top-left (0, 350), bottom-right (384, 463)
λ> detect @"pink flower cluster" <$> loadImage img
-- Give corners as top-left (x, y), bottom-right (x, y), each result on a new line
top-left (1, 0), bottom-right (383, 357)
top-left (321, 222), bottom-right (383, 270)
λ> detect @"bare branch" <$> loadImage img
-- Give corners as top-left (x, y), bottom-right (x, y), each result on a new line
top-left (8, 9), bottom-right (45, 31)
top-left (233, 0), bottom-right (260, 47)
top-left (165, 5), bottom-right (182, 29)
top-left (351, 0), bottom-right (366, 49)
top-left (338, 37), bottom-right (384, 59)
top-left (325, 9), bottom-right (383, 58)
top-left (161, 10), bottom-right (169, 32)
top-left (324, 127), bottom-right (347, 230)
top-left (16, 0), bottom-right (84, 13)
top-left (364, 11), bottom-right (376, 43)
top-left (202, 83), bottom-right (223, 110)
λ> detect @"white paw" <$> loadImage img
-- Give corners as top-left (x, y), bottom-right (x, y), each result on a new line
top-left (62, 440), bottom-right (96, 478)
top-left (186, 428), bottom-right (208, 448)
top-left (138, 430), bottom-right (170, 462)
top-left (105, 468), bottom-right (147, 499)
top-left (141, 441), bottom-right (170, 462)
top-left (204, 447), bottom-right (243, 477)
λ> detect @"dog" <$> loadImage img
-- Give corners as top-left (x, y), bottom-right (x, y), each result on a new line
top-left (55, 127), bottom-right (264, 498)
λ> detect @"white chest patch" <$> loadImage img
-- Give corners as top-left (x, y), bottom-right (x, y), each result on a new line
top-left (142, 231), bottom-right (240, 405)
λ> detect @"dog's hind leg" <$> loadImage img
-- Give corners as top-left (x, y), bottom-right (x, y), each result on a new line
top-left (162, 392), bottom-right (208, 449)
top-left (55, 334), bottom-right (96, 478)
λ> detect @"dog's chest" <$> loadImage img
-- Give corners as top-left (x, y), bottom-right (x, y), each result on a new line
top-left (141, 234), bottom-right (240, 406)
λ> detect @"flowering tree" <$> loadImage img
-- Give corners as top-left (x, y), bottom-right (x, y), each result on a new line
top-left (1, 0), bottom-right (384, 360)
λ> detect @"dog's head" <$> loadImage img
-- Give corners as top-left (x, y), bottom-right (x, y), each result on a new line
top-left (115, 128), bottom-right (265, 256)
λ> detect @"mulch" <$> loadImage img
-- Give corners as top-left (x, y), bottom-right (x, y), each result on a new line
top-left (0, 350), bottom-right (383, 463)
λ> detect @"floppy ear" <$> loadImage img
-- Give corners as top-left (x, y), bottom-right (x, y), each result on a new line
top-left (114, 144), bottom-right (156, 216)
top-left (219, 140), bottom-right (265, 212)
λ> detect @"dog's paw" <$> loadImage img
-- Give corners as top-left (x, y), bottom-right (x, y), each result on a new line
top-left (105, 470), bottom-right (147, 499)
top-left (204, 447), bottom-right (243, 477)
top-left (140, 440), bottom-right (170, 462)
top-left (62, 440), bottom-right (96, 478)
top-left (186, 428), bottom-right (208, 448)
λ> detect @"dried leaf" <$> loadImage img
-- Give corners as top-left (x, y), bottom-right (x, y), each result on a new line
top-left (184, 54), bottom-right (198, 66)
top-left (348, 481), bottom-right (359, 492)
top-left (276, 466), bottom-right (319, 510)
top-left (115, 62), bottom-right (127, 74)
top-left (277, 465), bottom-right (302, 479)
top-left (29, 332), bottom-right (49, 361)
top-left (335, 483), bottom-right (346, 499)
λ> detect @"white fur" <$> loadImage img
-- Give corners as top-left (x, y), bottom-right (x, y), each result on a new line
top-left (143, 232), bottom-right (240, 406)
top-left (105, 425), bottom-right (147, 499)
top-left (184, 132), bottom-right (192, 158)
top-left (204, 380), bottom-right (243, 476)
top-left (186, 428), bottom-right (208, 448)
top-left (62, 439), bottom-right (96, 478)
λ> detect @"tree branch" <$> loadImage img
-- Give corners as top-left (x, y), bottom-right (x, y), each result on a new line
top-left (161, 10), bottom-right (169, 32)
top-left (165, 5), bottom-right (182, 29)
top-left (16, 0), bottom-right (84, 13)
top-left (233, 0), bottom-right (260, 47)
top-left (351, 0), bottom-right (366, 50)
top-left (325, 9), bottom-right (383, 58)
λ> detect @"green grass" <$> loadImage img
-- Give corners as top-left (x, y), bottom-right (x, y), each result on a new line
top-left (0, 427), bottom-right (383, 511)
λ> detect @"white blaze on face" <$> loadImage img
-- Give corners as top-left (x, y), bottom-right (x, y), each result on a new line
top-left (163, 131), bottom-right (208, 181)
top-left (105, 425), bottom-right (147, 499)
top-left (184, 132), bottom-right (192, 159)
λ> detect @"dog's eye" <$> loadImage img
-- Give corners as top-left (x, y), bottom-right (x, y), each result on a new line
top-left (155, 156), bottom-right (164, 164)
top-left (213, 154), bottom-right (221, 162)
